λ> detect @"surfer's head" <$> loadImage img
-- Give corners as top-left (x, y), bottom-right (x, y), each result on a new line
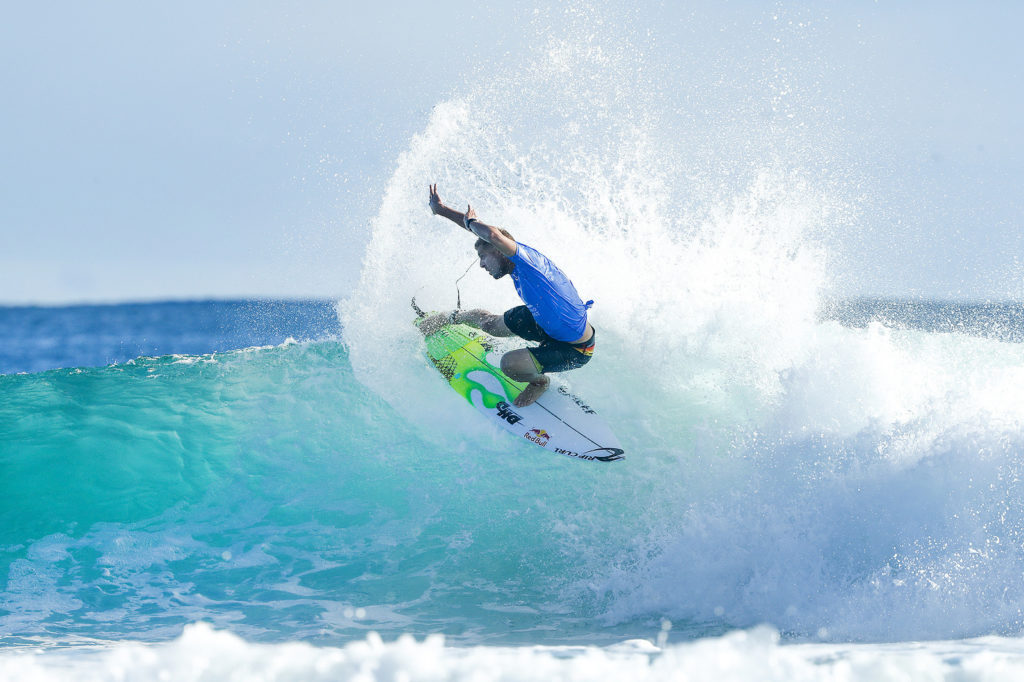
top-left (475, 230), bottom-right (514, 279)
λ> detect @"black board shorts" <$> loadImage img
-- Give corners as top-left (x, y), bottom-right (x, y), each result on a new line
top-left (503, 305), bottom-right (595, 373)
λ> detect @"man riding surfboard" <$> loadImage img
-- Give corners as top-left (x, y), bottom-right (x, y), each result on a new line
top-left (421, 184), bottom-right (595, 408)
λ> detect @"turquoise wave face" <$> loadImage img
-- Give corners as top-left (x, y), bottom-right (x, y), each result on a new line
top-left (6, 327), bottom-right (1024, 647)
top-left (0, 343), bottom-right (651, 646)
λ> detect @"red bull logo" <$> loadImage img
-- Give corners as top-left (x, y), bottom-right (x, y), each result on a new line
top-left (524, 428), bottom-right (550, 446)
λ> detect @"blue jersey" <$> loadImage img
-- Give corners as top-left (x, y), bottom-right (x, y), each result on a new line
top-left (509, 242), bottom-right (592, 342)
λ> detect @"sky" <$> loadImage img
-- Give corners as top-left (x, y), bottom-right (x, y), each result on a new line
top-left (1, 1), bottom-right (1021, 304)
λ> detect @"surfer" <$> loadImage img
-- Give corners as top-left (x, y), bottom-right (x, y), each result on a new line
top-left (422, 184), bottom-right (595, 408)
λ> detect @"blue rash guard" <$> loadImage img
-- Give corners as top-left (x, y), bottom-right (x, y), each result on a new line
top-left (508, 242), bottom-right (592, 342)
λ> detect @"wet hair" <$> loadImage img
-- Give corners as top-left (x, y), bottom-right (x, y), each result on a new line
top-left (474, 227), bottom-right (515, 251)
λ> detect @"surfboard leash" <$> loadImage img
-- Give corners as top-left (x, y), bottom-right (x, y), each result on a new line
top-left (452, 258), bottom-right (476, 321)
top-left (410, 258), bottom-right (476, 322)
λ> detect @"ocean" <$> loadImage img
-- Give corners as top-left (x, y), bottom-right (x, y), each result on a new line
top-left (3, 296), bottom-right (1024, 680)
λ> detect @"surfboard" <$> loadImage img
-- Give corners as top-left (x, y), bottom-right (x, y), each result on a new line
top-left (414, 308), bottom-right (624, 462)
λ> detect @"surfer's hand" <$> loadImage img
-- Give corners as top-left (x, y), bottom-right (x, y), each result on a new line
top-left (463, 204), bottom-right (478, 232)
top-left (429, 184), bottom-right (442, 214)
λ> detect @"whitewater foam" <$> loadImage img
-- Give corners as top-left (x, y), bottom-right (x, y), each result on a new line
top-left (6, 623), bottom-right (1024, 682)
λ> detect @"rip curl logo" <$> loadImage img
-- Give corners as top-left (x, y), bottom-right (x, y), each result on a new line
top-left (495, 401), bottom-right (523, 425)
top-left (552, 446), bottom-right (625, 462)
top-left (585, 447), bottom-right (625, 462)
top-left (524, 428), bottom-right (550, 446)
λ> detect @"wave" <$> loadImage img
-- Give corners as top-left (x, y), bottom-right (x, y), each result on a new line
top-left (1, 342), bottom-right (653, 644)
top-left (6, 1), bottom-right (1024, 649)
top-left (4, 309), bottom-right (1024, 646)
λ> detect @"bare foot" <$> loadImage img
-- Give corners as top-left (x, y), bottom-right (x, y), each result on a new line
top-left (514, 376), bottom-right (550, 407)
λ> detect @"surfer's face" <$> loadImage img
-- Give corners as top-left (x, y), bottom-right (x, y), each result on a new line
top-left (476, 243), bottom-right (509, 279)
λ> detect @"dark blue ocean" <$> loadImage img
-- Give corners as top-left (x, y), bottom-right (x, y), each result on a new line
top-left (0, 300), bottom-right (341, 376)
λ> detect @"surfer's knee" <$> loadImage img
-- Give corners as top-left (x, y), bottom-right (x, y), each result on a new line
top-left (480, 312), bottom-right (512, 337)
top-left (501, 350), bottom-right (543, 381)
top-left (499, 352), bottom-right (523, 377)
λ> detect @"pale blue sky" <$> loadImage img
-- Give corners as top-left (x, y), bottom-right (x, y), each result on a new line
top-left (1, 1), bottom-right (1021, 303)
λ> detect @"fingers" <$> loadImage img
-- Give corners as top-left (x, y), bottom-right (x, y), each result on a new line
top-left (429, 184), bottom-right (441, 213)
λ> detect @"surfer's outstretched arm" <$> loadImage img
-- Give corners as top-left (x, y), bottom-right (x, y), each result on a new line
top-left (428, 184), bottom-right (470, 229)
top-left (428, 184), bottom-right (516, 257)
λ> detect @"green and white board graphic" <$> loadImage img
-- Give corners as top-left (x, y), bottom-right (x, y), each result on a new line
top-left (415, 313), bottom-right (624, 462)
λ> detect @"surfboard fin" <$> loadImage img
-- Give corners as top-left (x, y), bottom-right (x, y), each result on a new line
top-left (411, 297), bottom-right (427, 319)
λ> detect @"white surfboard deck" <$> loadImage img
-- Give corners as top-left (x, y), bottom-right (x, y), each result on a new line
top-left (418, 319), bottom-right (624, 462)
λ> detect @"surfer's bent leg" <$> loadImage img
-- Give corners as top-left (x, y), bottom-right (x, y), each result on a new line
top-left (421, 309), bottom-right (513, 337)
top-left (501, 349), bottom-right (550, 408)
top-left (499, 306), bottom-right (595, 407)
top-left (459, 309), bottom-right (513, 337)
